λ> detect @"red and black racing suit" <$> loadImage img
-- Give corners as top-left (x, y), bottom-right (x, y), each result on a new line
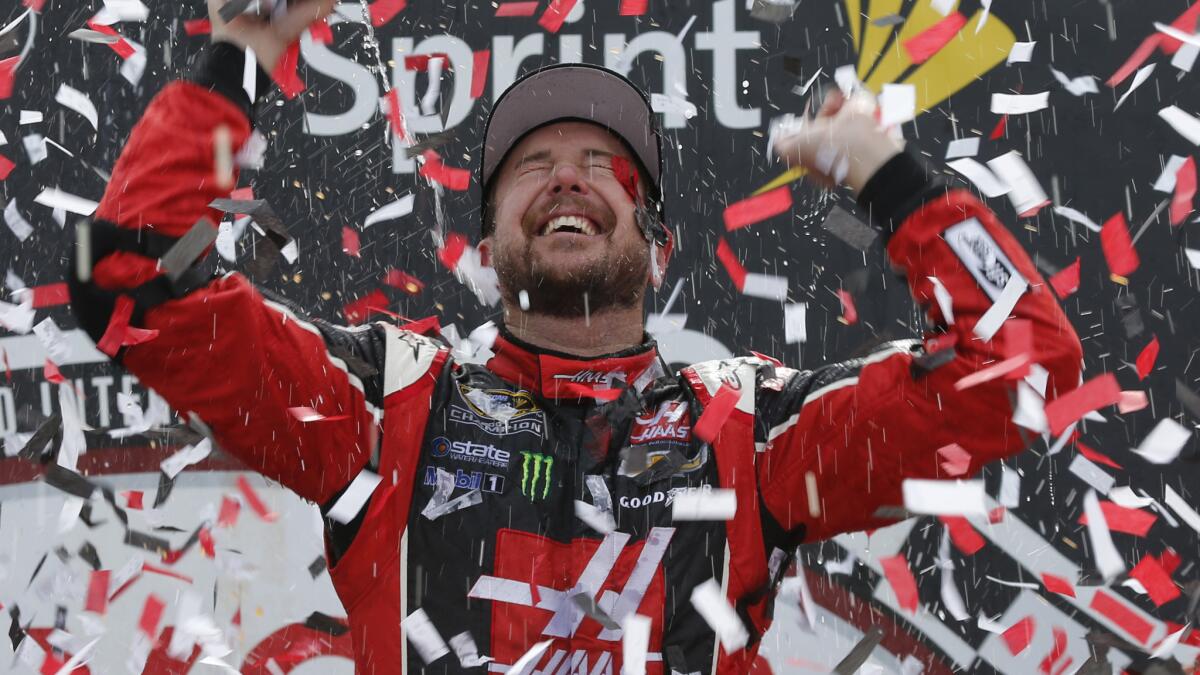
top-left (68, 44), bottom-right (1082, 673)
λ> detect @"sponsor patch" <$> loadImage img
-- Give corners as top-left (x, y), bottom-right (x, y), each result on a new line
top-left (423, 466), bottom-right (506, 494)
top-left (943, 218), bottom-right (1020, 301)
top-left (618, 485), bottom-right (713, 509)
top-left (450, 384), bottom-right (545, 437)
top-left (630, 401), bottom-right (692, 446)
top-left (430, 436), bottom-right (512, 469)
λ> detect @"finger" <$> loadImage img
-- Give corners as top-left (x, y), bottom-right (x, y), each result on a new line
top-left (815, 88), bottom-right (846, 119)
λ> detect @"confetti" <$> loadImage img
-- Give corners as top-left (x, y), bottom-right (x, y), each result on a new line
top-left (325, 469), bottom-right (382, 524)
top-left (1049, 257), bottom-right (1081, 298)
top-left (671, 489), bottom-right (736, 521)
top-left (1159, 105), bottom-right (1200, 145)
top-left (879, 554), bottom-right (920, 613)
top-left (1002, 615), bottom-right (1036, 654)
top-left (690, 578), bottom-right (749, 651)
top-left (1045, 373), bottom-right (1121, 436)
top-left (1100, 212), bottom-right (1140, 277)
top-left (903, 12), bottom-right (966, 64)
top-left (236, 475), bottom-right (278, 522)
top-left (723, 185), bottom-right (792, 230)
top-left (903, 479), bottom-right (988, 516)
top-left (692, 384), bottom-right (740, 443)
top-left (538, 0), bottom-right (578, 33)
top-left (1133, 418), bottom-right (1191, 465)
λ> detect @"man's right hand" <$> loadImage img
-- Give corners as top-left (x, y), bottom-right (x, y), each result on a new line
top-left (208, 0), bottom-right (337, 71)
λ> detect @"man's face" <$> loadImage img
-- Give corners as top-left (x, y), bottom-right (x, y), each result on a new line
top-left (482, 121), bottom-right (661, 318)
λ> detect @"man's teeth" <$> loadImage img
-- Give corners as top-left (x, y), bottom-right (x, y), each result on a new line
top-left (544, 215), bottom-right (597, 235)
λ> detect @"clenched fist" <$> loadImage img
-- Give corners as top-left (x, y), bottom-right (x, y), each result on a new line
top-left (208, 0), bottom-right (337, 71)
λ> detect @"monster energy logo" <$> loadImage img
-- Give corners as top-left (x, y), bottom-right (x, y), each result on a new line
top-left (520, 452), bottom-right (554, 500)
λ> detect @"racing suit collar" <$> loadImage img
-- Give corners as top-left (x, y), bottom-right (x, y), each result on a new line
top-left (488, 325), bottom-right (666, 399)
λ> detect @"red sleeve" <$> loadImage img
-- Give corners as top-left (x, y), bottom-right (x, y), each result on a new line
top-left (756, 189), bottom-right (1083, 541)
top-left (85, 82), bottom-right (380, 504)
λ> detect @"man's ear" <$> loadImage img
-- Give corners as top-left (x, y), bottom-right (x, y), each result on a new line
top-left (649, 240), bottom-right (669, 290)
top-left (478, 237), bottom-right (493, 267)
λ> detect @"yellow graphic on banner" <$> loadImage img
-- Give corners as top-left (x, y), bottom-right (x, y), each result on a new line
top-left (758, 1), bottom-right (1015, 193)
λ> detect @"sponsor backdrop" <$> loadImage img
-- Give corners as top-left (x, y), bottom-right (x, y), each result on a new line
top-left (1, 0), bottom-right (1199, 671)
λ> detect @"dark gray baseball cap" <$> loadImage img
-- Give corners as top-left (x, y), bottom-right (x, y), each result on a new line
top-left (479, 63), bottom-right (663, 234)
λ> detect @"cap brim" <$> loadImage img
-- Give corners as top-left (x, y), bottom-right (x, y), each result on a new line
top-left (481, 64), bottom-right (660, 190)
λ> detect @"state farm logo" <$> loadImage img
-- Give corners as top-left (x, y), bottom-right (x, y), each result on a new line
top-left (630, 401), bottom-right (691, 445)
top-left (430, 436), bottom-right (511, 469)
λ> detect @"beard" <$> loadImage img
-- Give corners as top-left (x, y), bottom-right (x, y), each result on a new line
top-left (492, 225), bottom-right (650, 318)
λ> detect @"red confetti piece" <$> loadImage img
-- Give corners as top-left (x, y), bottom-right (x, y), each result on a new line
top-left (217, 495), bottom-right (240, 528)
top-left (693, 384), bottom-right (741, 443)
top-left (341, 226), bottom-right (361, 258)
top-left (138, 594), bottom-right (166, 637)
top-left (0, 56), bottom-right (17, 100)
top-left (1002, 615), bottom-right (1037, 655)
top-left (954, 354), bottom-right (1030, 391)
top-left (1136, 335), bottom-right (1159, 380)
top-left (1041, 572), bottom-right (1076, 598)
top-left (619, 0), bottom-right (649, 15)
top-left (183, 18), bottom-right (211, 36)
top-left (342, 288), bottom-right (390, 325)
top-left (1044, 373), bottom-right (1121, 436)
top-left (198, 526), bottom-right (215, 558)
top-left (369, 0), bottom-right (407, 27)
top-left (1090, 590), bottom-right (1153, 644)
top-left (123, 490), bottom-right (144, 510)
top-left (496, 1), bottom-right (539, 16)
top-left (1076, 441), bottom-right (1123, 470)
top-left (939, 516), bottom-right (985, 555)
top-left (419, 150), bottom-right (471, 191)
top-left (383, 268), bottom-right (425, 295)
top-left (85, 570), bottom-right (110, 614)
top-left (1108, 34), bottom-right (1164, 88)
top-left (85, 21), bottom-right (135, 59)
top-left (0, 153), bottom-right (14, 180)
top-left (143, 563), bottom-right (193, 584)
top-left (437, 232), bottom-right (469, 270)
top-left (1038, 627), bottom-right (1069, 675)
top-left (270, 42), bottom-right (305, 99)
top-left (307, 18), bottom-right (333, 45)
top-left (237, 475), bottom-right (278, 522)
top-left (538, 0), bottom-right (578, 33)
top-left (936, 443), bottom-right (972, 476)
top-left (30, 283), bottom-right (69, 308)
top-left (97, 295), bottom-right (159, 356)
top-left (44, 359), bottom-right (65, 384)
top-left (22, 0), bottom-right (45, 10)
top-left (611, 155), bottom-right (640, 203)
top-left (383, 89), bottom-right (407, 140)
top-left (1129, 554), bottom-right (1181, 607)
top-left (1171, 156), bottom-right (1196, 226)
top-left (879, 554), bottom-right (919, 613)
top-left (988, 506), bottom-right (1006, 523)
top-left (1100, 212), bottom-right (1139, 277)
top-left (989, 114), bottom-right (1008, 140)
top-left (1049, 257), bottom-right (1080, 299)
top-left (723, 186), bottom-right (792, 231)
top-left (716, 238), bottom-right (747, 290)
top-left (404, 54), bottom-right (450, 71)
top-left (1117, 390), bottom-right (1148, 414)
top-left (399, 315), bottom-right (442, 336)
top-left (836, 289), bottom-right (858, 324)
top-left (471, 50), bottom-right (490, 98)
top-left (1080, 500), bottom-right (1156, 537)
top-left (903, 12), bottom-right (967, 65)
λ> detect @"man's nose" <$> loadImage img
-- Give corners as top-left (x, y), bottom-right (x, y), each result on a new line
top-left (549, 162), bottom-right (588, 195)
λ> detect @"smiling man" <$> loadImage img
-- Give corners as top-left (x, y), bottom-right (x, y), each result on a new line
top-left (66, 1), bottom-right (1083, 673)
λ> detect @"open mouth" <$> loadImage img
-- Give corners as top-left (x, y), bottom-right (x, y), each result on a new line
top-left (537, 215), bottom-right (601, 236)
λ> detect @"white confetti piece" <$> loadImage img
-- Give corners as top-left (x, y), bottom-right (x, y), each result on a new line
top-left (1133, 418), bottom-right (1191, 465)
top-left (1006, 41), bottom-right (1035, 64)
top-left (672, 488), bottom-right (737, 521)
top-left (783, 302), bottom-right (806, 343)
top-left (1083, 489), bottom-right (1126, 582)
top-left (34, 317), bottom-right (72, 363)
top-left (1013, 380), bottom-right (1047, 433)
top-left (325, 469), bottom-right (382, 523)
top-left (945, 137), bottom-right (980, 160)
top-left (1150, 624), bottom-right (1189, 660)
top-left (930, 0), bottom-right (954, 16)
top-left (4, 200), bottom-right (34, 241)
top-left (651, 93), bottom-right (698, 120)
top-left (19, 110), bottom-right (42, 125)
top-left (121, 41), bottom-right (148, 86)
top-left (1164, 485), bottom-right (1200, 534)
top-left (1154, 155), bottom-right (1188, 192)
top-left (690, 578), bottom-right (749, 652)
top-left (999, 465), bottom-right (1020, 508)
top-left (987, 151), bottom-right (1048, 216)
top-left (574, 499), bottom-right (616, 534)
top-left (1068, 453), bottom-right (1115, 494)
top-left (1052, 205), bottom-right (1102, 232)
top-left (160, 438), bottom-right (213, 479)
top-left (946, 157), bottom-right (1010, 198)
top-left (621, 614), bottom-right (651, 675)
top-left (1050, 67), bottom-right (1098, 96)
top-left (1172, 42), bottom-right (1199, 73)
top-left (507, 640), bottom-right (553, 675)
top-left (928, 276), bottom-right (955, 324)
top-left (0, 297), bottom-right (35, 334)
top-left (973, 273), bottom-right (1027, 342)
top-left (34, 188), bottom-right (98, 216)
top-left (937, 532), bottom-right (970, 621)
top-left (23, 134), bottom-right (47, 164)
top-left (879, 83), bottom-right (916, 126)
top-left (363, 193), bottom-right (415, 228)
top-left (1187, 248), bottom-right (1200, 269)
top-left (448, 632), bottom-right (491, 668)
top-left (55, 84), bottom-right (98, 130)
top-left (990, 91), bottom-right (1049, 114)
top-left (902, 479), bottom-right (988, 516)
top-left (1159, 105), bottom-right (1200, 145)
top-left (1114, 63), bottom-right (1154, 110)
top-left (403, 608), bottom-right (449, 665)
top-left (1155, 21), bottom-right (1200, 48)
top-left (1108, 486), bottom-right (1154, 509)
top-left (742, 272), bottom-right (789, 301)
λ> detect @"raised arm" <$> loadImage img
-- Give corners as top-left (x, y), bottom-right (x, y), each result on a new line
top-left (66, 1), bottom-right (388, 505)
top-left (757, 92), bottom-right (1083, 541)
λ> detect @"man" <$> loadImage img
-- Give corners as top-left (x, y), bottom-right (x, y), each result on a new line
top-left (68, 0), bottom-right (1082, 672)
